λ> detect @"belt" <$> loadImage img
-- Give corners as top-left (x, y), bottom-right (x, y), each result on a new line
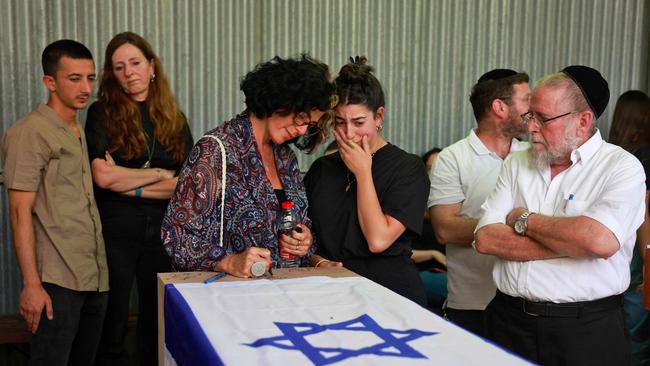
top-left (496, 291), bottom-right (622, 318)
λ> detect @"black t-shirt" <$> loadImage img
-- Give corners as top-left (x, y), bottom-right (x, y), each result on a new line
top-left (274, 189), bottom-right (287, 208)
top-left (305, 143), bottom-right (429, 259)
top-left (305, 143), bottom-right (430, 305)
top-left (85, 101), bottom-right (193, 217)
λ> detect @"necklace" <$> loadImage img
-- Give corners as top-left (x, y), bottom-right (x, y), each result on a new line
top-left (344, 151), bottom-right (379, 192)
top-left (345, 170), bottom-right (356, 192)
top-left (141, 132), bottom-right (156, 169)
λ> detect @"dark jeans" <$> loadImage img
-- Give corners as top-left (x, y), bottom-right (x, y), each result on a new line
top-left (95, 214), bottom-right (171, 366)
top-left (486, 291), bottom-right (630, 366)
top-left (445, 308), bottom-right (487, 337)
top-left (30, 283), bottom-right (108, 366)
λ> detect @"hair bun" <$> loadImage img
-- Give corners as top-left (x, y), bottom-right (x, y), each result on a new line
top-left (334, 56), bottom-right (385, 111)
top-left (337, 56), bottom-right (374, 83)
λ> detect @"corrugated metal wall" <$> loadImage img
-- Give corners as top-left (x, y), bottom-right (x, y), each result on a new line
top-left (1, 0), bottom-right (648, 314)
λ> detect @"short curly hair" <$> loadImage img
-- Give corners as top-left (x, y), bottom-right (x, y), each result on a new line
top-left (240, 54), bottom-right (336, 152)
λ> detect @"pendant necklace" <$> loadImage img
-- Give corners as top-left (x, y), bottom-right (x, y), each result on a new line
top-left (345, 170), bottom-right (355, 192)
top-left (344, 151), bottom-right (377, 192)
top-left (141, 133), bottom-right (156, 169)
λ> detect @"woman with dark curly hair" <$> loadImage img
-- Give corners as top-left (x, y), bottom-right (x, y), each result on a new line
top-left (85, 32), bottom-right (193, 366)
top-left (304, 57), bottom-right (430, 306)
top-left (162, 54), bottom-right (336, 278)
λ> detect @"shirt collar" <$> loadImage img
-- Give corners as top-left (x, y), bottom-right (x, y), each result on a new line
top-left (510, 138), bottom-right (529, 153)
top-left (570, 129), bottom-right (603, 165)
top-left (468, 128), bottom-right (528, 156)
top-left (37, 103), bottom-right (71, 129)
top-left (468, 129), bottom-right (491, 155)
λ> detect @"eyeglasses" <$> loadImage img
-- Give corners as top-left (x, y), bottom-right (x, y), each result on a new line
top-left (293, 112), bottom-right (320, 128)
top-left (521, 110), bottom-right (580, 126)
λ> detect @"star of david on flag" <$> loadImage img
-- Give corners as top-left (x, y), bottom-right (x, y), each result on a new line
top-left (245, 314), bottom-right (437, 365)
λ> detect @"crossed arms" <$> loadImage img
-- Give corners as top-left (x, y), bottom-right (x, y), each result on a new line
top-left (474, 210), bottom-right (619, 261)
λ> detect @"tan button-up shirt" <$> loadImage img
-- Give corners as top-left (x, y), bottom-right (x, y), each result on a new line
top-left (1, 103), bottom-right (108, 292)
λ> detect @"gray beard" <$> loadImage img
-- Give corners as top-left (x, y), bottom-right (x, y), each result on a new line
top-left (530, 145), bottom-right (563, 170)
top-left (529, 125), bottom-right (582, 170)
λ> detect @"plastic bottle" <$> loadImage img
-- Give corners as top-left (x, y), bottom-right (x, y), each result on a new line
top-left (278, 201), bottom-right (300, 268)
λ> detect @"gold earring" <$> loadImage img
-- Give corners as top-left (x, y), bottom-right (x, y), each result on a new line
top-left (376, 124), bottom-right (383, 132)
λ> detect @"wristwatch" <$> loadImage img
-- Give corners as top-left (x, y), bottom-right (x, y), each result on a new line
top-left (514, 211), bottom-right (533, 236)
top-left (251, 261), bottom-right (267, 277)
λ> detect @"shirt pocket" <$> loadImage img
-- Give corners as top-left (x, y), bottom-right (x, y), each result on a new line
top-left (563, 199), bottom-right (590, 217)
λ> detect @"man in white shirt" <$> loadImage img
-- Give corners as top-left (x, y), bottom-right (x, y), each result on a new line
top-left (475, 65), bottom-right (645, 365)
top-left (428, 69), bottom-right (530, 336)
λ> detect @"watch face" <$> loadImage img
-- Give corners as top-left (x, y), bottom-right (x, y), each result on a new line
top-left (514, 220), bottom-right (525, 235)
top-left (251, 261), bottom-right (267, 277)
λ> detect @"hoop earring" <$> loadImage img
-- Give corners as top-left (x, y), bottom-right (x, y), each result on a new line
top-left (376, 124), bottom-right (383, 132)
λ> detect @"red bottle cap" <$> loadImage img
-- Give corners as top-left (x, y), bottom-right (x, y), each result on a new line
top-left (281, 251), bottom-right (296, 259)
top-left (281, 201), bottom-right (293, 210)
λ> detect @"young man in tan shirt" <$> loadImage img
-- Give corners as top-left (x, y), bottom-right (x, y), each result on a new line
top-left (1, 40), bottom-right (108, 366)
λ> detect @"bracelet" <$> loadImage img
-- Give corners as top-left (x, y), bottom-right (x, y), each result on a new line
top-left (314, 259), bottom-right (330, 267)
top-left (135, 187), bottom-right (143, 198)
top-left (646, 244), bottom-right (650, 250)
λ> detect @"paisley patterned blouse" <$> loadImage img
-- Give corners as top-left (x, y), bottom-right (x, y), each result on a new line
top-left (161, 112), bottom-right (314, 271)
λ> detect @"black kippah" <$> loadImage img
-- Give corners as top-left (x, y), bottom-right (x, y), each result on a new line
top-left (477, 69), bottom-right (518, 83)
top-left (561, 65), bottom-right (610, 118)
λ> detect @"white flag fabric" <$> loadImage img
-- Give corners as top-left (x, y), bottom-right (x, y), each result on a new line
top-left (163, 276), bottom-right (532, 366)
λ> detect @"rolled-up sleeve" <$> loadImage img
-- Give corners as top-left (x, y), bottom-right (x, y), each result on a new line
top-left (2, 124), bottom-right (50, 191)
top-left (581, 156), bottom-right (645, 248)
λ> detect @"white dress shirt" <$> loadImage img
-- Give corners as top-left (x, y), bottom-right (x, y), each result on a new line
top-left (428, 129), bottom-right (529, 309)
top-left (477, 130), bottom-right (645, 302)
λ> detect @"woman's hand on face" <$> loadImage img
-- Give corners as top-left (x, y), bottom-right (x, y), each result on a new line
top-left (334, 129), bottom-right (372, 177)
top-left (278, 224), bottom-right (313, 258)
top-left (220, 247), bottom-right (272, 278)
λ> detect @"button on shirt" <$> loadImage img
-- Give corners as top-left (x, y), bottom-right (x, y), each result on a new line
top-left (477, 130), bottom-right (645, 302)
top-left (1, 103), bottom-right (108, 292)
top-left (428, 129), bottom-right (529, 309)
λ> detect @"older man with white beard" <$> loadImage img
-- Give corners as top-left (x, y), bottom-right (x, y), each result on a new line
top-left (474, 66), bottom-right (645, 366)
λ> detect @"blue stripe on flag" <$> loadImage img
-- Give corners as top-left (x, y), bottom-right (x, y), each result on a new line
top-left (164, 284), bottom-right (224, 366)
